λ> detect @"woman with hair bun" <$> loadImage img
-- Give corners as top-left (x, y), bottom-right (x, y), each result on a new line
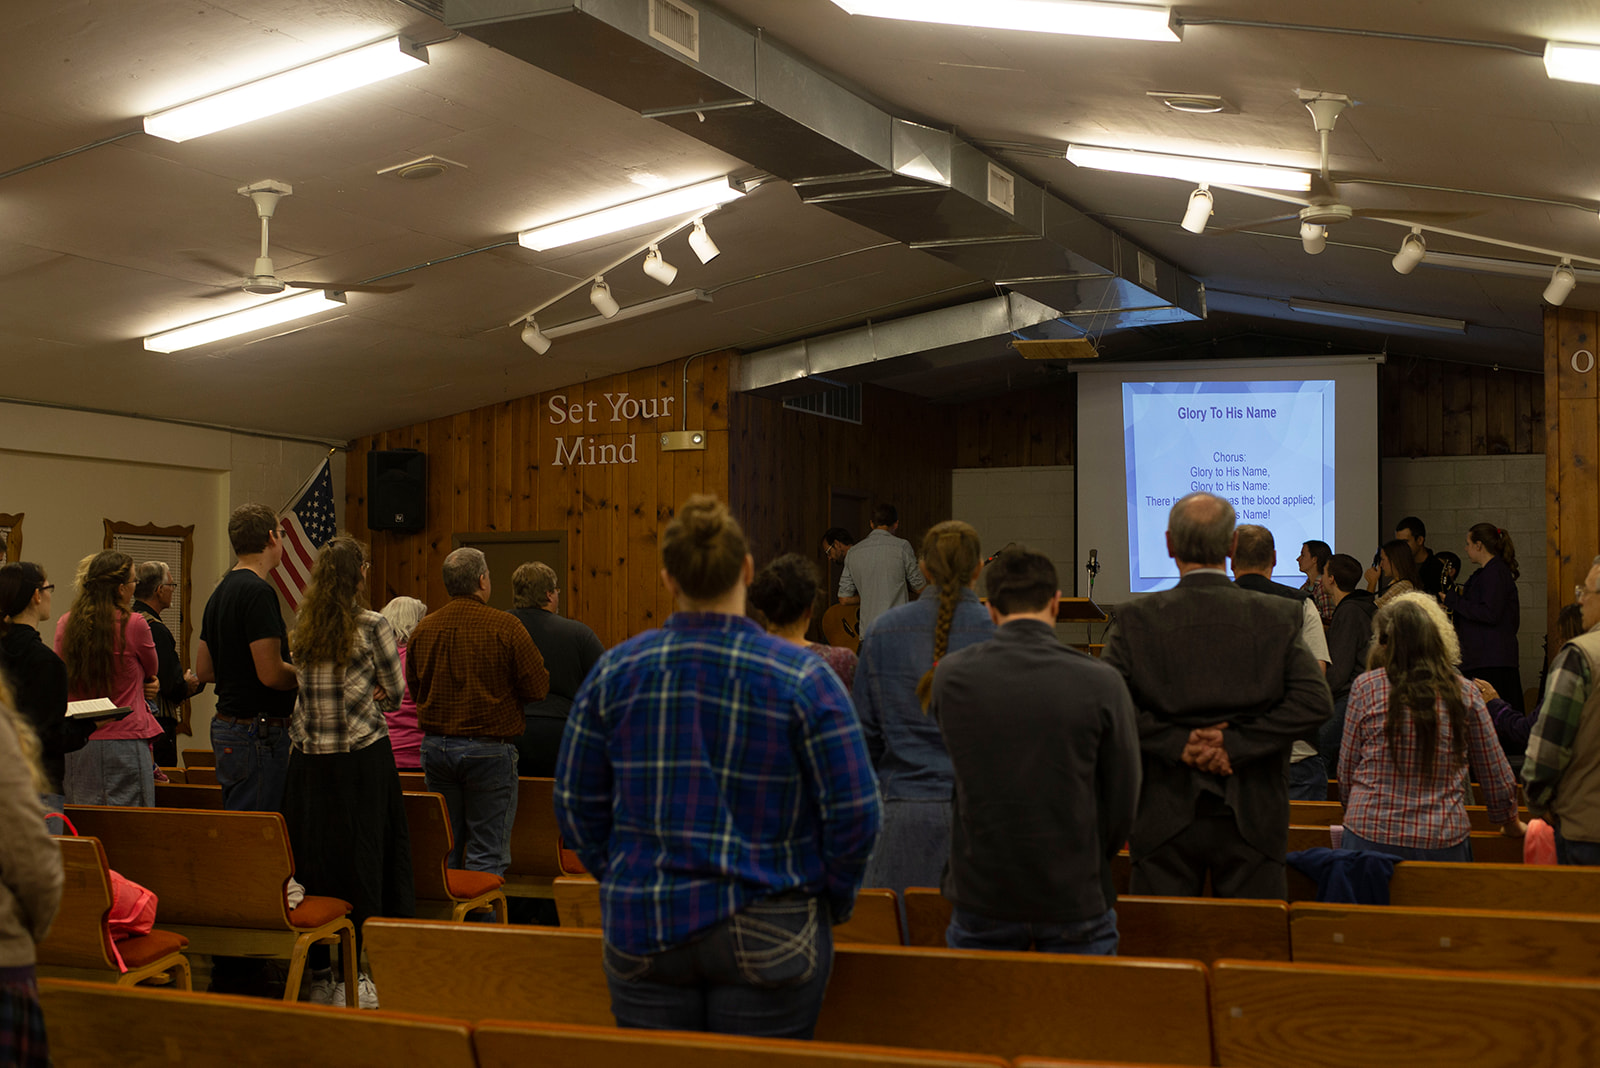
top-left (54, 551), bottom-right (162, 806)
top-left (748, 553), bottom-right (857, 689)
top-left (555, 495), bottom-right (880, 1038)
top-left (1443, 523), bottom-right (1523, 708)
top-left (852, 520), bottom-right (994, 900)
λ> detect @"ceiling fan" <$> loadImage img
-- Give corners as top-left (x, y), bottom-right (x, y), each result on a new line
top-left (192, 180), bottom-right (411, 297)
top-left (1210, 92), bottom-right (1479, 254)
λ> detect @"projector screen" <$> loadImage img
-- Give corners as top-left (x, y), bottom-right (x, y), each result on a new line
top-left (1074, 356), bottom-right (1380, 604)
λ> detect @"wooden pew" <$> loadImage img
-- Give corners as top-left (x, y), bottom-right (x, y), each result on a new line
top-left (180, 748), bottom-right (215, 769)
top-left (901, 889), bottom-right (1289, 963)
top-left (159, 766), bottom-right (186, 783)
top-left (402, 790), bottom-right (508, 923)
top-left (1288, 824), bottom-right (1525, 864)
top-left (184, 766), bottom-right (219, 786)
top-left (1213, 959), bottom-right (1600, 1067)
top-left (474, 1019), bottom-right (1010, 1067)
top-left (64, 805), bottom-right (357, 1005)
top-left (550, 877), bottom-right (902, 944)
top-left (155, 782), bottom-right (224, 809)
top-left (38, 979), bottom-right (477, 1068)
top-left (1290, 800), bottom-right (1531, 833)
top-left (1290, 901), bottom-right (1600, 978)
top-left (365, 920), bottom-right (1214, 1065)
top-left (1388, 861), bottom-right (1600, 913)
top-left (36, 836), bottom-right (191, 990)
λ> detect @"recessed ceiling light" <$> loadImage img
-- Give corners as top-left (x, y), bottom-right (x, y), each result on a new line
top-left (376, 155), bottom-right (466, 181)
top-left (1146, 91), bottom-right (1236, 115)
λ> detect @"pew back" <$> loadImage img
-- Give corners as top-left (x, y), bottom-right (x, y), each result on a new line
top-left (180, 749), bottom-right (215, 769)
top-left (1388, 861), bottom-right (1600, 912)
top-left (1290, 801), bottom-right (1530, 832)
top-left (1292, 902), bottom-right (1600, 977)
top-left (155, 782), bottom-right (225, 810)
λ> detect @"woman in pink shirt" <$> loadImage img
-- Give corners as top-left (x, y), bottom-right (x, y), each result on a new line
top-left (54, 551), bottom-right (162, 806)
top-left (378, 596), bottom-right (427, 770)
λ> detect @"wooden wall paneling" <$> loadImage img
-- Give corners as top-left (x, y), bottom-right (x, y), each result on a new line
top-left (1424, 360), bottom-right (1445, 456)
top-left (566, 382), bottom-right (587, 637)
top-left (1547, 311), bottom-right (1565, 644)
top-left (1440, 364), bottom-right (1473, 455)
top-left (407, 422), bottom-right (429, 605)
top-left (1484, 368), bottom-right (1513, 454)
top-left (426, 417), bottom-right (454, 611)
top-left (471, 407), bottom-right (492, 533)
top-left (654, 391), bottom-right (676, 630)
top-left (703, 352), bottom-right (730, 503)
top-left (346, 436), bottom-right (370, 548)
top-left (512, 397), bottom-right (536, 533)
top-left (1403, 359), bottom-right (1430, 457)
top-left (451, 412), bottom-right (472, 534)
top-left (1469, 366), bottom-right (1489, 454)
top-left (627, 365), bottom-right (661, 633)
top-left (1377, 361), bottom-right (1402, 457)
top-left (1526, 370), bottom-right (1545, 455)
top-left (492, 401), bottom-right (515, 532)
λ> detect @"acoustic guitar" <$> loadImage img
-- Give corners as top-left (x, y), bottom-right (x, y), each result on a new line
top-left (821, 603), bottom-right (862, 652)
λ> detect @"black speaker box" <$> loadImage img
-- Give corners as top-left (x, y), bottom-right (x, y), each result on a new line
top-left (368, 449), bottom-right (427, 532)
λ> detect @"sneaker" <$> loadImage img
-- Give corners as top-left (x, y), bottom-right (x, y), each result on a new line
top-left (331, 975), bottom-right (380, 1010)
top-left (302, 970), bottom-right (336, 1006)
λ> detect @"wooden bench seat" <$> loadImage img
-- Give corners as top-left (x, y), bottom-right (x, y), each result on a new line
top-left (1290, 800), bottom-right (1531, 833)
top-left (365, 920), bottom-right (1214, 1065)
top-left (402, 790), bottom-right (508, 923)
top-left (1290, 901), bottom-right (1600, 978)
top-left (36, 836), bottom-right (191, 991)
top-left (38, 979), bottom-right (477, 1067)
top-left (183, 766), bottom-right (219, 786)
top-left (1287, 824), bottom-right (1525, 863)
top-left (64, 805), bottom-right (358, 1005)
top-left (1213, 959), bottom-right (1600, 1067)
top-left (180, 748), bottom-right (215, 769)
top-left (551, 878), bottom-right (903, 945)
top-left (901, 888), bottom-right (1290, 963)
top-left (474, 1020), bottom-right (1010, 1067)
top-left (1388, 860), bottom-right (1600, 913)
top-left (155, 782), bottom-right (224, 809)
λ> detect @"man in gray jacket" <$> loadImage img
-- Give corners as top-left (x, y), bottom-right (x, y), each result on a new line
top-left (1102, 493), bottom-right (1332, 898)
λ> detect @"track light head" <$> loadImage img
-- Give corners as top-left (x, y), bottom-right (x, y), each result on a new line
top-left (1392, 228), bottom-right (1426, 275)
top-left (1300, 222), bottom-right (1326, 255)
top-left (1545, 259), bottom-right (1577, 306)
top-left (1179, 185), bottom-right (1213, 235)
top-left (642, 245), bottom-right (679, 286)
top-left (688, 218), bottom-right (720, 264)
top-left (521, 318), bottom-right (552, 354)
top-left (589, 276), bottom-right (620, 318)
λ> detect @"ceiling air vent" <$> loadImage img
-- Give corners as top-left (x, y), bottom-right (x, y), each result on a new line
top-left (987, 162), bottom-right (1015, 215)
top-left (782, 382), bottom-right (862, 425)
top-left (650, 0), bottom-right (700, 62)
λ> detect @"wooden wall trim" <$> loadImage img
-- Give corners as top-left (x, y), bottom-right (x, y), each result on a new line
top-left (1546, 307), bottom-right (1599, 647)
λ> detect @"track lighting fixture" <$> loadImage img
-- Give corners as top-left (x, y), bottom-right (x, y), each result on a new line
top-left (1179, 184), bottom-right (1212, 234)
top-left (589, 276), bottom-right (620, 318)
top-left (642, 245), bottom-right (679, 285)
top-left (1392, 228), bottom-right (1426, 275)
top-left (1300, 222), bottom-right (1326, 255)
top-left (520, 318), bottom-right (552, 354)
top-left (688, 219), bottom-right (721, 264)
top-left (1545, 259), bottom-right (1577, 306)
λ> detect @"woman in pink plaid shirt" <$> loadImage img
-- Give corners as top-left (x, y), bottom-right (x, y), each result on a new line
top-left (1338, 593), bottom-right (1525, 860)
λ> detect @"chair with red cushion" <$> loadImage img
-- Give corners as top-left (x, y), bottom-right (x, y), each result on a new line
top-left (401, 790), bottom-right (509, 924)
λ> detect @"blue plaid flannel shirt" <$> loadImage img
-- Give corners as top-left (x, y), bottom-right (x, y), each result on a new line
top-left (555, 612), bottom-right (881, 956)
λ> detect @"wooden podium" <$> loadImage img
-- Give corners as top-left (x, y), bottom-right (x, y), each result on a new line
top-left (1056, 596), bottom-right (1107, 622)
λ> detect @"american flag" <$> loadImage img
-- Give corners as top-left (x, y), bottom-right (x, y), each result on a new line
top-left (270, 459), bottom-right (338, 612)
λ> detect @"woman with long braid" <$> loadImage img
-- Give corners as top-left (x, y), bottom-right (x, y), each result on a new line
top-left (853, 520), bottom-right (993, 898)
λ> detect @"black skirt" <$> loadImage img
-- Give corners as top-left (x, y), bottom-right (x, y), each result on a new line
top-left (282, 735), bottom-right (414, 950)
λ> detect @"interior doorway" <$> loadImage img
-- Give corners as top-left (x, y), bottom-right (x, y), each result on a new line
top-left (453, 531), bottom-right (567, 614)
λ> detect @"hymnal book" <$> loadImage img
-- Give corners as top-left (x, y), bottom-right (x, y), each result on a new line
top-left (65, 698), bottom-right (131, 721)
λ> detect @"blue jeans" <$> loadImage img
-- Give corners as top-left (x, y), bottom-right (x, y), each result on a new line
top-left (946, 905), bottom-right (1119, 955)
top-left (420, 736), bottom-right (518, 874)
top-left (602, 893), bottom-right (833, 1038)
top-left (1341, 827), bottom-right (1474, 862)
top-left (1288, 755), bottom-right (1329, 801)
top-left (1555, 827), bottom-right (1600, 866)
top-left (211, 718), bottom-right (291, 812)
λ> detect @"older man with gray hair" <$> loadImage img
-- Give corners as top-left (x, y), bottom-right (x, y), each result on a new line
top-left (132, 560), bottom-right (203, 767)
top-left (406, 547), bottom-right (549, 874)
top-left (1102, 493), bottom-right (1331, 898)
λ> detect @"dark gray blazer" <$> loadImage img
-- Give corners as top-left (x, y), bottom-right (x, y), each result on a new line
top-left (1101, 571), bottom-right (1333, 861)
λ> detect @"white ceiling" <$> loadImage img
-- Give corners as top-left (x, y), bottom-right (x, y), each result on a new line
top-left (3, 1), bottom-right (1591, 439)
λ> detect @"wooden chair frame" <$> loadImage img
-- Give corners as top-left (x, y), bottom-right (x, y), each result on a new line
top-left (402, 791), bottom-right (508, 923)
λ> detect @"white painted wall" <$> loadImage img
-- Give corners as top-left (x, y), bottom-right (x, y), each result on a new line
top-left (0, 401), bottom-right (346, 746)
top-left (1381, 454), bottom-right (1547, 697)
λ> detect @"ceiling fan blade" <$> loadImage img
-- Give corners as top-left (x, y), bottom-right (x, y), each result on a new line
top-left (283, 281), bottom-right (413, 294)
top-left (1348, 208), bottom-right (1484, 224)
top-left (1208, 213), bottom-right (1301, 236)
top-left (194, 285), bottom-right (251, 299)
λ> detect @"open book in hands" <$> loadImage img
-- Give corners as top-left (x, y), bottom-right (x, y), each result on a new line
top-left (65, 698), bottom-right (133, 722)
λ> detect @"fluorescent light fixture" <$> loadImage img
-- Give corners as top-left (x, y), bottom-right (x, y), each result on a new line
top-left (829, 0), bottom-right (1181, 42)
top-left (1180, 185), bottom-right (1212, 234)
top-left (1065, 144), bottom-right (1310, 191)
top-left (1545, 40), bottom-right (1600, 85)
top-left (1422, 250), bottom-right (1600, 283)
top-left (1392, 228), bottom-right (1426, 275)
top-left (143, 37), bottom-right (427, 143)
top-left (518, 178), bottom-right (744, 252)
top-left (544, 289), bottom-right (711, 339)
top-left (521, 318), bottom-right (552, 354)
top-left (143, 290), bottom-right (346, 352)
top-left (1545, 260), bottom-right (1578, 306)
top-left (688, 219), bottom-right (721, 264)
top-left (1300, 222), bottom-right (1326, 255)
top-left (642, 245), bottom-right (679, 285)
top-left (1287, 298), bottom-right (1465, 334)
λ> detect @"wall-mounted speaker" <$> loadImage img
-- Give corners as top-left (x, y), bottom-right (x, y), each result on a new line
top-left (368, 449), bottom-right (426, 533)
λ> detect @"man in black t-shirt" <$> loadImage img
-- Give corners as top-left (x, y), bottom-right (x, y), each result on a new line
top-left (197, 504), bottom-right (298, 811)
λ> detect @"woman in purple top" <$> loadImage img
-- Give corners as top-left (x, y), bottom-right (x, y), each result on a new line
top-left (378, 596), bottom-right (427, 770)
top-left (1442, 523), bottom-right (1523, 710)
top-left (748, 554), bottom-right (857, 690)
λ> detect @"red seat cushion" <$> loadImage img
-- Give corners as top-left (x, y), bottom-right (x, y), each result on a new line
top-left (116, 928), bottom-right (188, 969)
top-left (446, 869), bottom-right (505, 900)
top-left (288, 895), bottom-right (352, 929)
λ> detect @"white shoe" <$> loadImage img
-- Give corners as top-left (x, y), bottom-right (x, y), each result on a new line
top-left (332, 975), bottom-right (380, 1010)
top-left (302, 971), bottom-right (336, 1006)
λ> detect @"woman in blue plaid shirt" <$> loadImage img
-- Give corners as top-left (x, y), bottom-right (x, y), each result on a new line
top-left (556, 496), bottom-right (882, 1039)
